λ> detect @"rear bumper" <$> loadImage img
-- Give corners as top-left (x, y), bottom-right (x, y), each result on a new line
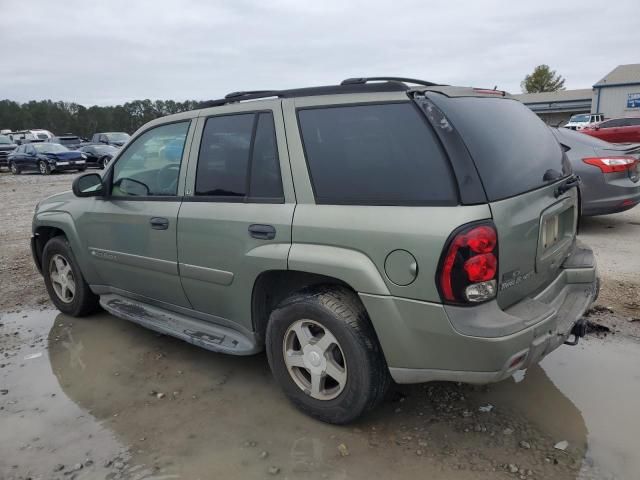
top-left (361, 244), bottom-right (598, 384)
top-left (581, 175), bottom-right (640, 216)
top-left (582, 192), bottom-right (640, 216)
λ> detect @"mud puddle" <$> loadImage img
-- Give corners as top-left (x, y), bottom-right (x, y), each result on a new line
top-left (1, 309), bottom-right (638, 479)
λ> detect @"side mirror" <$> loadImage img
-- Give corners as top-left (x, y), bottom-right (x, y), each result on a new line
top-left (72, 173), bottom-right (104, 197)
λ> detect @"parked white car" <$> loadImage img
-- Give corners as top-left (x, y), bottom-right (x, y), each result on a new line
top-left (564, 113), bottom-right (604, 130)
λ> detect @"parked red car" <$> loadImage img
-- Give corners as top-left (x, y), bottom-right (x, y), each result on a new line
top-left (581, 117), bottom-right (640, 143)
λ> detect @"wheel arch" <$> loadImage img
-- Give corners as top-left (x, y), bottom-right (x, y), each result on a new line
top-left (251, 270), bottom-right (355, 342)
top-left (33, 214), bottom-right (99, 284)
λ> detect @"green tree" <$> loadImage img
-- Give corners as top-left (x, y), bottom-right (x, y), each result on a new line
top-left (521, 65), bottom-right (566, 93)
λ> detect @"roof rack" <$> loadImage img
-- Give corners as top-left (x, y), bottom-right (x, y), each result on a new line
top-left (341, 77), bottom-right (440, 87)
top-left (199, 78), bottom-right (438, 109)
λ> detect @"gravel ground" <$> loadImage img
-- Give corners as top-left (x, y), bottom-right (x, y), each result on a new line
top-left (1, 170), bottom-right (639, 479)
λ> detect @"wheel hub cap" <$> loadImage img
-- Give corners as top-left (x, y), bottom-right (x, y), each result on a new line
top-left (283, 319), bottom-right (347, 401)
top-left (49, 254), bottom-right (75, 304)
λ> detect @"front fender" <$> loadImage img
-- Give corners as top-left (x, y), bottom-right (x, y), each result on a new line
top-left (33, 211), bottom-right (100, 285)
top-left (287, 243), bottom-right (390, 295)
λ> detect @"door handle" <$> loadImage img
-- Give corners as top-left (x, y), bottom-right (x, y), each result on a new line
top-left (150, 217), bottom-right (169, 230)
top-left (248, 224), bottom-right (276, 240)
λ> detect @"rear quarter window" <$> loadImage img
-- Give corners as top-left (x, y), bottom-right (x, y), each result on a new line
top-left (428, 95), bottom-right (568, 201)
top-left (297, 102), bottom-right (457, 206)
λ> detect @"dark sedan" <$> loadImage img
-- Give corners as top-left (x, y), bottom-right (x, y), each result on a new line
top-left (552, 128), bottom-right (640, 216)
top-left (0, 134), bottom-right (17, 169)
top-left (8, 143), bottom-right (87, 175)
top-left (76, 143), bottom-right (118, 169)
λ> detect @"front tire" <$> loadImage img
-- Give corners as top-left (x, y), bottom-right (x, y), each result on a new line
top-left (42, 236), bottom-right (99, 316)
top-left (266, 286), bottom-right (389, 424)
top-left (9, 161), bottom-right (20, 175)
top-left (38, 160), bottom-right (51, 175)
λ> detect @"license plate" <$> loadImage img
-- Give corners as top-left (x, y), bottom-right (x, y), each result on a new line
top-left (56, 161), bottom-right (69, 166)
top-left (76, 160), bottom-right (85, 164)
top-left (541, 214), bottom-right (559, 249)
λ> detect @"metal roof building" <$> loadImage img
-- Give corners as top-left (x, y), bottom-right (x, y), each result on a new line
top-left (514, 64), bottom-right (640, 126)
top-left (592, 64), bottom-right (640, 118)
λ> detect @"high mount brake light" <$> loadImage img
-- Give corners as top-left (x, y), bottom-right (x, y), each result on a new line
top-left (582, 156), bottom-right (638, 173)
top-left (438, 223), bottom-right (498, 304)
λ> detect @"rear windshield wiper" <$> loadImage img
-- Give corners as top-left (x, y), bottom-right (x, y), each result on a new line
top-left (554, 174), bottom-right (580, 198)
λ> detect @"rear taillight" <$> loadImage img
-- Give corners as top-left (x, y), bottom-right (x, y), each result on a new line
top-left (438, 222), bottom-right (498, 305)
top-left (582, 156), bottom-right (638, 173)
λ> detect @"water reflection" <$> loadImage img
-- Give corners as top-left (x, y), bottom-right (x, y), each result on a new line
top-left (43, 309), bottom-right (613, 479)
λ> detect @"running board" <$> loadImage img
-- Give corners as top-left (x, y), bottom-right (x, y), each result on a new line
top-left (99, 294), bottom-right (260, 355)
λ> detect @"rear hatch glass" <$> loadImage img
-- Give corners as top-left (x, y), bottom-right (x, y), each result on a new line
top-left (427, 94), bottom-right (577, 308)
top-left (427, 95), bottom-right (571, 201)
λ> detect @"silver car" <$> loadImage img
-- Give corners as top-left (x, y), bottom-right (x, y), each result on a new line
top-left (552, 127), bottom-right (640, 216)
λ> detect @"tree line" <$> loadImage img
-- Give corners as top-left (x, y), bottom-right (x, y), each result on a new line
top-left (0, 99), bottom-right (207, 138)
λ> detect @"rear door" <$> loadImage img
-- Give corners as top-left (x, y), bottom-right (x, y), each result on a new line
top-left (428, 93), bottom-right (578, 308)
top-left (177, 102), bottom-right (295, 331)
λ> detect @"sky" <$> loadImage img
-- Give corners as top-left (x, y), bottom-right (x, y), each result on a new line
top-left (0, 0), bottom-right (638, 106)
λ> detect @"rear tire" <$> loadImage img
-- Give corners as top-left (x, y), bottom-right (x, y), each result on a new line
top-left (9, 161), bottom-right (20, 175)
top-left (38, 160), bottom-right (51, 175)
top-left (266, 286), bottom-right (390, 424)
top-left (42, 236), bottom-right (99, 316)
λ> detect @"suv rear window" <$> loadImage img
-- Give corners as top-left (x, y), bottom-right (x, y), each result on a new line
top-left (297, 103), bottom-right (457, 206)
top-left (428, 95), bottom-right (568, 202)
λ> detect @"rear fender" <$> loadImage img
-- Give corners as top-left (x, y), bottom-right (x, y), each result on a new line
top-left (287, 243), bottom-right (390, 295)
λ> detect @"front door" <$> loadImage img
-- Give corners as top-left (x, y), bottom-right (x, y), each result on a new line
top-left (177, 106), bottom-right (295, 330)
top-left (76, 120), bottom-right (194, 308)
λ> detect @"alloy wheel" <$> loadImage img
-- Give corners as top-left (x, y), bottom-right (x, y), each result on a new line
top-left (283, 319), bottom-right (347, 400)
top-left (49, 254), bottom-right (76, 303)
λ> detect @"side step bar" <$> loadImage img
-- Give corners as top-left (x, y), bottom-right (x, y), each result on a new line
top-left (99, 294), bottom-right (260, 355)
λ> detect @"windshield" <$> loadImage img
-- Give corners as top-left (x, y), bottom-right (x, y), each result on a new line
top-left (0, 135), bottom-right (12, 144)
top-left (34, 143), bottom-right (70, 154)
top-left (569, 114), bottom-right (590, 123)
top-left (106, 132), bottom-right (130, 142)
top-left (426, 95), bottom-right (568, 202)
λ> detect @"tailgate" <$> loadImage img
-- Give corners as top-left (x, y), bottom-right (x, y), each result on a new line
top-left (491, 184), bottom-right (578, 309)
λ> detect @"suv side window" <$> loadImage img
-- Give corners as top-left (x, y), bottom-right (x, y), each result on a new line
top-left (112, 121), bottom-right (189, 197)
top-left (297, 103), bottom-right (457, 205)
top-left (194, 112), bottom-right (283, 201)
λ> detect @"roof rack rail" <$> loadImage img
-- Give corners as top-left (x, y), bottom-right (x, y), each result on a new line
top-left (341, 77), bottom-right (440, 87)
top-left (198, 80), bottom-right (413, 109)
top-left (225, 90), bottom-right (280, 99)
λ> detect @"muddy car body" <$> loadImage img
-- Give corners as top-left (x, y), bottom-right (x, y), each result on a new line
top-left (31, 78), bottom-right (599, 423)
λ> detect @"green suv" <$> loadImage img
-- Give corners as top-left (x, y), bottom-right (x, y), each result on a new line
top-left (31, 77), bottom-right (598, 424)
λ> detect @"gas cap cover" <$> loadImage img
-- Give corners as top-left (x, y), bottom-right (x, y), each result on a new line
top-left (384, 250), bottom-right (418, 286)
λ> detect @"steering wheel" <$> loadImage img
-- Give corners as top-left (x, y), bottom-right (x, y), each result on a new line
top-left (156, 163), bottom-right (180, 195)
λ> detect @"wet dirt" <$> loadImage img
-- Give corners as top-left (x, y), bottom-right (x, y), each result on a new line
top-left (2, 308), bottom-right (639, 479)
